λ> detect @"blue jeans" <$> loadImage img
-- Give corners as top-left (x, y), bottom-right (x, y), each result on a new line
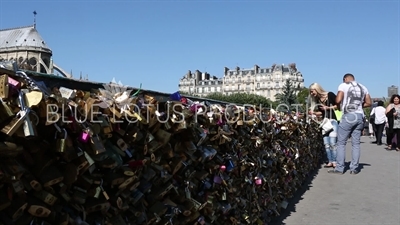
top-left (335, 113), bottom-right (364, 172)
top-left (323, 119), bottom-right (338, 163)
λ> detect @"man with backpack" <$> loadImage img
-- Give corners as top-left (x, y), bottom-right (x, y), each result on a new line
top-left (328, 73), bottom-right (372, 175)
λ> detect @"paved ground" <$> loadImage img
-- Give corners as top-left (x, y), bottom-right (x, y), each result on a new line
top-left (271, 136), bottom-right (400, 225)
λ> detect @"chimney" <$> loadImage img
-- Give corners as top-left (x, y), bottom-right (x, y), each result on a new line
top-left (224, 67), bottom-right (229, 76)
top-left (254, 64), bottom-right (259, 73)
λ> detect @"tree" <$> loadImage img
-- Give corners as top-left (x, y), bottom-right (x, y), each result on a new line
top-left (275, 79), bottom-right (298, 107)
top-left (206, 92), bottom-right (274, 107)
top-left (296, 87), bottom-right (309, 105)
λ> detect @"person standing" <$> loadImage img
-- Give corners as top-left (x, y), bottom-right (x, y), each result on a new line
top-left (328, 73), bottom-right (371, 175)
top-left (308, 83), bottom-right (339, 168)
top-left (385, 94), bottom-right (400, 151)
top-left (369, 98), bottom-right (379, 143)
top-left (370, 100), bottom-right (387, 145)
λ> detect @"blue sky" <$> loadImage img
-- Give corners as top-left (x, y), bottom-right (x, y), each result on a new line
top-left (0, 0), bottom-right (399, 98)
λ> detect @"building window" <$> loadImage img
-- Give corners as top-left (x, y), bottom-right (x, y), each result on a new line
top-left (260, 69), bottom-right (264, 73)
top-left (257, 83), bottom-right (260, 88)
top-left (247, 76), bottom-right (251, 82)
top-left (208, 87), bottom-right (211, 92)
top-left (202, 87), bottom-right (205, 93)
top-left (229, 71), bottom-right (234, 75)
top-left (267, 90), bottom-right (271, 96)
top-left (238, 77), bottom-right (242, 82)
top-left (275, 82), bottom-right (279, 88)
top-left (238, 84), bottom-right (241, 90)
top-left (251, 70), bottom-right (255, 75)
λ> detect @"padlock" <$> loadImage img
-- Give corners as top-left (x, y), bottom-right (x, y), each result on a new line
top-left (38, 165), bottom-right (64, 188)
top-left (89, 133), bottom-right (106, 155)
top-left (18, 90), bottom-right (38, 137)
top-left (55, 128), bottom-right (68, 152)
top-left (72, 187), bottom-right (87, 205)
top-left (149, 202), bottom-right (168, 223)
top-left (5, 196), bottom-right (28, 220)
top-left (85, 197), bottom-right (111, 214)
top-left (0, 98), bottom-right (14, 123)
top-left (98, 114), bottom-right (113, 136)
top-left (33, 190), bottom-right (58, 206)
top-left (26, 197), bottom-right (52, 218)
top-left (0, 107), bottom-right (29, 136)
top-left (0, 74), bottom-right (10, 99)
top-left (79, 127), bottom-right (90, 143)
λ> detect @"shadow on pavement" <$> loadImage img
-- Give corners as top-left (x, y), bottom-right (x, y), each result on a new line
top-left (269, 163), bottom-right (322, 225)
top-left (269, 162), bottom-right (371, 224)
top-left (343, 162), bottom-right (371, 173)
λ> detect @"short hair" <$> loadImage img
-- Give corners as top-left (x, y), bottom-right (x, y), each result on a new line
top-left (377, 100), bottom-right (384, 106)
top-left (390, 94), bottom-right (400, 103)
top-left (343, 73), bottom-right (355, 79)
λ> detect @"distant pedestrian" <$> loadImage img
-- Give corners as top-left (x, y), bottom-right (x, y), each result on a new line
top-left (328, 73), bottom-right (371, 175)
top-left (385, 94), bottom-right (400, 151)
top-left (370, 100), bottom-right (387, 145)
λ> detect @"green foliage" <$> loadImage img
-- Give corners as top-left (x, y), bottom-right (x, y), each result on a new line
top-left (275, 79), bottom-right (298, 106)
top-left (206, 92), bottom-right (274, 107)
top-left (296, 87), bottom-right (309, 105)
top-left (364, 99), bottom-right (391, 119)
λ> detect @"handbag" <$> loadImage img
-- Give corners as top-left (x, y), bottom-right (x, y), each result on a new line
top-left (319, 118), bottom-right (334, 135)
top-left (369, 114), bottom-right (375, 124)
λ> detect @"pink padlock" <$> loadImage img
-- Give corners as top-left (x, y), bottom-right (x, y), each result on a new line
top-left (255, 177), bottom-right (262, 185)
top-left (80, 130), bottom-right (90, 143)
top-left (220, 165), bottom-right (226, 171)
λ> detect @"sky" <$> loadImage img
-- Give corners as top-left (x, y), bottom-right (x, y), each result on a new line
top-left (0, 0), bottom-right (399, 99)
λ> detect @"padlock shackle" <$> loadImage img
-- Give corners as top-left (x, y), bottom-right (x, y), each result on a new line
top-left (55, 128), bottom-right (67, 139)
top-left (18, 91), bottom-right (28, 110)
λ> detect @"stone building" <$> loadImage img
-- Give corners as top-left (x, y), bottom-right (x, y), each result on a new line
top-left (178, 63), bottom-right (304, 101)
top-left (0, 24), bottom-right (72, 78)
top-left (387, 85), bottom-right (398, 98)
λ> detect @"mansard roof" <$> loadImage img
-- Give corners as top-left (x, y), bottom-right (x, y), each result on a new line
top-left (0, 25), bottom-right (52, 54)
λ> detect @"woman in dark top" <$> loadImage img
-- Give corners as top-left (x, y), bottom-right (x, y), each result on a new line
top-left (308, 83), bottom-right (339, 168)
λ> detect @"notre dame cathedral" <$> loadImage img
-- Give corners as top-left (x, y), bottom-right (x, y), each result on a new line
top-left (0, 23), bottom-right (72, 78)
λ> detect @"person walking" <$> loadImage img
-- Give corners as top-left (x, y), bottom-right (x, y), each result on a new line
top-left (369, 98), bottom-right (379, 142)
top-left (308, 83), bottom-right (339, 168)
top-left (328, 73), bottom-right (371, 175)
top-left (370, 100), bottom-right (387, 145)
top-left (385, 94), bottom-right (400, 151)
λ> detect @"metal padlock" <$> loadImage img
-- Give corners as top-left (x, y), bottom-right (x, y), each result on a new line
top-left (18, 90), bottom-right (38, 137)
top-left (79, 127), bottom-right (90, 143)
top-left (0, 98), bottom-right (14, 123)
top-left (0, 74), bottom-right (9, 99)
top-left (55, 128), bottom-right (68, 153)
top-left (89, 133), bottom-right (106, 155)
top-left (1, 107), bottom-right (28, 136)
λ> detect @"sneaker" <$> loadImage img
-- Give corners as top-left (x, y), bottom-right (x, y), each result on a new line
top-left (350, 170), bottom-right (359, 175)
top-left (327, 169), bottom-right (343, 175)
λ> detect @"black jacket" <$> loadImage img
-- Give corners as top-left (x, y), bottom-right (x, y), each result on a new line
top-left (386, 107), bottom-right (395, 132)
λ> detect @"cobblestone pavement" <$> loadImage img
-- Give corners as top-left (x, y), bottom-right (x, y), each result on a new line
top-left (271, 136), bottom-right (400, 225)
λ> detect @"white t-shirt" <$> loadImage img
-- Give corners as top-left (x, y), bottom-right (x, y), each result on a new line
top-left (371, 106), bottom-right (387, 125)
top-left (337, 81), bottom-right (369, 114)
